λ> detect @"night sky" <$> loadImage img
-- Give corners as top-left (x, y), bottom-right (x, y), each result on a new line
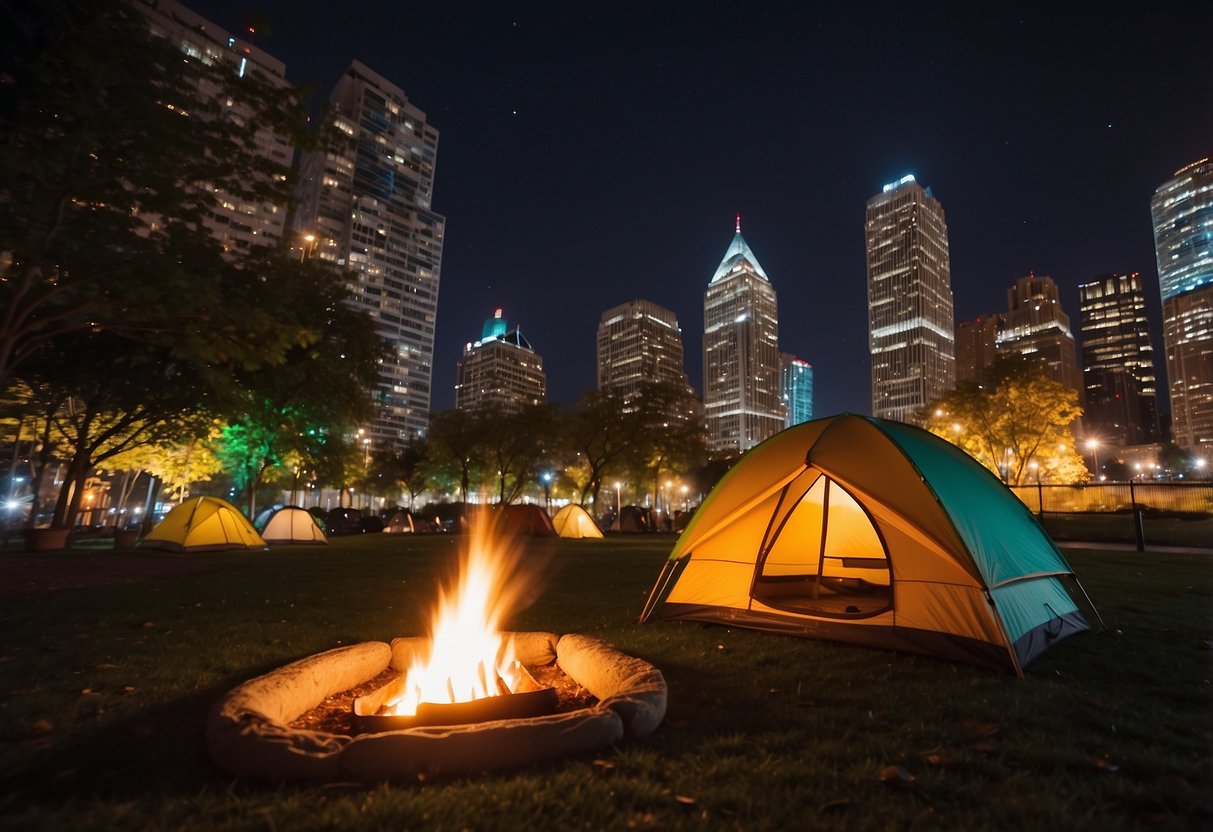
top-left (194, 1), bottom-right (1211, 417)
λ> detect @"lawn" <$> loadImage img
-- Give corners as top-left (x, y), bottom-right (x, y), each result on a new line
top-left (0, 534), bottom-right (1210, 830)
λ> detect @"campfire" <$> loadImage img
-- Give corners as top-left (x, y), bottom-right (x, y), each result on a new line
top-left (353, 521), bottom-right (557, 731)
top-left (207, 517), bottom-right (668, 781)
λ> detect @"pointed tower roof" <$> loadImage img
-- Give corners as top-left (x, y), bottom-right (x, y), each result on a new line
top-left (710, 216), bottom-right (769, 284)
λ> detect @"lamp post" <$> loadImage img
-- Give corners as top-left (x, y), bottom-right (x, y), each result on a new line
top-left (681, 485), bottom-right (689, 512)
top-left (542, 472), bottom-right (552, 514)
top-left (1085, 438), bottom-right (1100, 480)
top-left (614, 481), bottom-right (622, 515)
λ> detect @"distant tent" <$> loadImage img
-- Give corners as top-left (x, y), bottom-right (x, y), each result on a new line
top-left (259, 506), bottom-right (327, 545)
top-left (640, 414), bottom-right (1101, 676)
top-left (325, 508), bottom-right (363, 536)
top-left (495, 504), bottom-right (556, 537)
top-left (551, 504), bottom-right (603, 539)
top-left (141, 497), bottom-right (266, 553)
top-left (385, 511), bottom-right (416, 534)
top-left (619, 505), bottom-right (652, 533)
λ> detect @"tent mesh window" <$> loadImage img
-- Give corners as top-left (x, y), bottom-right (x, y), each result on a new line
top-left (751, 477), bottom-right (893, 618)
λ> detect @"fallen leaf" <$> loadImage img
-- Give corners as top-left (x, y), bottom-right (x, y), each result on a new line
top-left (962, 719), bottom-right (1000, 737)
top-left (971, 741), bottom-right (999, 755)
top-left (820, 798), bottom-right (851, 814)
top-left (675, 795), bottom-right (697, 808)
top-left (880, 765), bottom-right (915, 787)
top-left (31, 719), bottom-right (54, 733)
top-left (592, 759), bottom-right (615, 772)
top-left (140, 622), bottom-right (156, 629)
top-left (1090, 754), bottom-right (1120, 773)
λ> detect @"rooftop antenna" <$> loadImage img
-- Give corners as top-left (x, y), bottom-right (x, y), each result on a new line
top-left (735, 214), bottom-right (742, 234)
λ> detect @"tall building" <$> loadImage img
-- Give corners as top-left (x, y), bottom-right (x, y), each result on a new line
top-left (597, 299), bottom-right (692, 400)
top-left (1151, 158), bottom-right (1213, 451)
top-left (703, 219), bottom-right (783, 454)
top-left (865, 175), bottom-right (956, 422)
top-left (138, 0), bottom-right (293, 253)
top-left (995, 274), bottom-right (1083, 397)
top-left (954, 314), bottom-right (1004, 385)
top-left (455, 309), bottom-right (546, 413)
top-left (295, 61), bottom-right (444, 449)
top-left (1078, 273), bottom-right (1161, 445)
top-left (780, 354), bottom-right (814, 427)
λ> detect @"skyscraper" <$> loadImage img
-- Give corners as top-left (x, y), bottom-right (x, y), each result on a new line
top-left (138, 0), bottom-right (293, 254)
top-left (995, 274), bottom-right (1083, 398)
top-left (865, 175), bottom-right (956, 422)
top-left (455, 309), bottom-right (546, 413)
top-left (295, 61), bottom-right (444, 449)
top-left (597, 299), bottom-right (692, 401)
top-left (780, 354), bottom-right (814, 428)
top-left (1078, 273), bottom-right (1161, 445)
top-left (1151, 158), bottom-right (1213, 451)
top-left (703, 219), bottom-right (782, 454)
top-left (954, 315), bottom-right (1004, 385)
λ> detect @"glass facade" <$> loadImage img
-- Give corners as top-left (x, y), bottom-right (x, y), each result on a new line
top-left (597, 299), bottom-right (691, 399)
top-left (865, 176), bottom-right (956, 423)
top-left (995, 274), bottom-right (1083, 397)
top-left (295, 61), bottom-right (444, 449)
top-left (780, 354), bottom-right (813, 427)
top-left (703, 224), bottom-right (783, 454)
top-left (1078, 273), bottom-right (1161, 445)
top-left (1152, 159), bottom-right (1213, 451)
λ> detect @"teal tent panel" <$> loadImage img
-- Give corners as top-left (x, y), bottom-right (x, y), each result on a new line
top-left (990, 577), bottom-right (1079, 643)
top-left (881, 422), bottom-right (1073, 587)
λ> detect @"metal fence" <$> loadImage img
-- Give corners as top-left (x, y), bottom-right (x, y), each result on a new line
top-left (1008, 482), bottom-right (1213, 549)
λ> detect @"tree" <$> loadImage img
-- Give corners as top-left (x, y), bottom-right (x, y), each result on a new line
top-left (479, 405), bottom-right (555, 505)
top-left (215, 256), bottom-right (383, 516)
top-left (1, 0), bottom-right (313, 384)
top-left (923, 358), bottom-right (1088, 485)
top-left (370, 439), bottom-right (431, 510)
top-left (622, 381), bottom-right (706, 509)
top-left (428, 409), bottom-right (486, 503)
top-left (556, 391), bottom-right (633, 509)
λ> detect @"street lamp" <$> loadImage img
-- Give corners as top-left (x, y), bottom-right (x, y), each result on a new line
top-left (1085, 438), bottom-right (1100, 480)
top-left (614, 481), bottom-right (622, 515)
top-left (542, 471), bottom-right (552, 514)
top-left (681, 485), bottom-right (689, 512)
top-left (300, 233), bottom-right (315, 263)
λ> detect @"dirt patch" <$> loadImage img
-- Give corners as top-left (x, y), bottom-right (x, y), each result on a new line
top-left (290, 663), bottom-right (599, 737)
top-left (0, 552), bottom-right (218, 600)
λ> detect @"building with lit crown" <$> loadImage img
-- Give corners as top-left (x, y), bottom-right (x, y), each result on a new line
top-left (780, 354), bottom-right (813, 427)
top-left (1078, 273), bottom-right (1161, 445)
top-left (1151, 158), bottom-right (1213, 452)
top-left (865, 175), bottom-right (955, 422)
top-left (703, 219), bottom-right (783, 454)
top-left (995, 274), bottom-right (1083, 398)
top-left (455, 309), bottom-right (546, 413)
top-left (597, 299), bottom-right (693, 400)
top-left (294, 60), bottom-right (444, 449)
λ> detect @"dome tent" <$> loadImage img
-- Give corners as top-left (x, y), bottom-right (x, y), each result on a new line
top-left (551, 504), bottom-right (604, 539)
top-left (141, 497), bottom-right (266, 553)
top-left (639, 414), bottom-right (1101, 676)
top-left (257, 506), bottom-right (327, 545)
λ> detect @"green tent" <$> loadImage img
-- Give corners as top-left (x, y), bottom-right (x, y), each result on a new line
top-left (640, 414), bottom-right (1100, 675)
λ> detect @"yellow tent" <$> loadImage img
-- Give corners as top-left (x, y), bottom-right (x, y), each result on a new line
top-left (551, 504), bottom-right (603, 539)
top-left (141, 497), bottom-right (266, 552)
top-left (640, 415), bottom-right (1100, 675)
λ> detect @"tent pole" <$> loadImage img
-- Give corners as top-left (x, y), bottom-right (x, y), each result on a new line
top-left (639, 560), bottom-right (677, 623)
top-left (811, 479), bottom-right (831, 600)
top-left (1071, 577), bottom-right (1107, 630)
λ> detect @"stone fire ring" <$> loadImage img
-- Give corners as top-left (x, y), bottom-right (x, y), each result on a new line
top-left (207, 632), bottom-right (667, 782)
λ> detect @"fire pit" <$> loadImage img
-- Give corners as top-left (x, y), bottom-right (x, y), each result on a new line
top-left (207, 631), bottom-right (666, 781)
top-left (207, 519), bottom-right (665, 781)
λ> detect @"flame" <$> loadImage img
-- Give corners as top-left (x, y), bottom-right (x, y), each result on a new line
top-left (383, 514), bottom-right (527, 716)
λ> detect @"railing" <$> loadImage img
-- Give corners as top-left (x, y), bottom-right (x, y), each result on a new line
top-left (1008, 482), bottom-right (1213, 550)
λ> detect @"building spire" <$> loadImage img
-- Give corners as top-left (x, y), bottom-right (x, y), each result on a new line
top-left (735, 214), bottom-right (742, 234)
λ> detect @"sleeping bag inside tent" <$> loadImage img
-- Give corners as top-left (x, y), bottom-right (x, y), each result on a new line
top-left (639, 414), bottom-right (1099, 675)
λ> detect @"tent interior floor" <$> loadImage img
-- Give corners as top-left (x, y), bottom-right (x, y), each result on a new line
top-left (755, 577), bottom-right (892, 616)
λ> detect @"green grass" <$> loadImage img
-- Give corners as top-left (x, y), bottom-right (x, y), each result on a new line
top-left (0, 535), bottom-right (1210, 830)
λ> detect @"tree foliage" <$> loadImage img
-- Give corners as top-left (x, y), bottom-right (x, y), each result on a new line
top-left (923, 358), bottom-right (1088, 485)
